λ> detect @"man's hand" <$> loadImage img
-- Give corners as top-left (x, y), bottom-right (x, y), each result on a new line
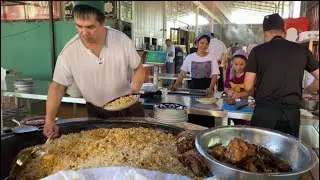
top-left (169, 83), bottom-right (179, 91)
top-left (44, 81), bottom-right (65, 139)
top-left (130, 85), bottom-right (140, 95)
top-left (43, 119), bottom-right (59, 139)
top-left (206, 88), bottom-right (214, 96)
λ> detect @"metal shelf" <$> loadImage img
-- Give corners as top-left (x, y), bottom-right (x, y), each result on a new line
top-left (297, 38), bottom-right (319, 44)
top-left (1, 1), bottom-right (28, 6)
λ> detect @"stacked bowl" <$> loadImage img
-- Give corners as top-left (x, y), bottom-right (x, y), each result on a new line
top-left (13, 79), bottom-right (33, 89)
top-left (153, 103), bottom-right (188, 127)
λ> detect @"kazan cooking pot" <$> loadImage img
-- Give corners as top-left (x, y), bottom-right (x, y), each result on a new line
top-left (1, 117), bottom-right (183, 179)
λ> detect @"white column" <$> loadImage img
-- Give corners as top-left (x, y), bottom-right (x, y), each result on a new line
top-left (195, 6), bottom-right (199, 36)
top-left (210, 18), bottom-right (214, 33)
top-left (162, 1), bottom-right (167, 40)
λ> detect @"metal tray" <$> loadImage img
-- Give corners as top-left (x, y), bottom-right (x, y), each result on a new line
top-left (168, 88), bottom-right (206, 96)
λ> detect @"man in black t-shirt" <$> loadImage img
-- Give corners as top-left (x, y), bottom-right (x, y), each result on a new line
top-left (244, 13), bottom-right (319, 138)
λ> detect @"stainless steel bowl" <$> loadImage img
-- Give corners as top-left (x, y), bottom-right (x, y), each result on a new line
top-left (301, 98), bottom-right (319, 111)
top-left (195, 126), bottom-right (318, 180)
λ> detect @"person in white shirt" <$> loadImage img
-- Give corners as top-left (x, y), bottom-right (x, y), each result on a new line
top-left (247, 44), bottom-right (258, 55)
top-left (170, 33), bottom-right (220, 127)
top-left (165, 39), bottom-right (175, 86)
top-left (171, 33), bottom-right (219, 92)
top-left (43, 1), bottom-right (145, 138)
top-left (208, 33), bottom-right (227, 91)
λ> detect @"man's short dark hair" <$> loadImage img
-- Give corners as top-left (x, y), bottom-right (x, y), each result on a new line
top-left (235, 42), bottom-right (239, 46)
top-left (165, 39), bottom-right (171, 43)
top-left (73, 5), bottom-right (105, 24)
top-left (211, 33), bottom-right (214, 38)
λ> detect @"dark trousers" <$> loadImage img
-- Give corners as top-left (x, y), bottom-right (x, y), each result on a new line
top-left (217, 67), bottom-right (224, 91)
top-left (250, 104), bottom-right (300, 138)
top-left (231, 118), bottom-right (251, 125)
top-left (188, 114), bottom-right (215, 128)
top-left (165, 62), bottom-right (174, 86)
top-left (86, 102), bottom-right (145, 119)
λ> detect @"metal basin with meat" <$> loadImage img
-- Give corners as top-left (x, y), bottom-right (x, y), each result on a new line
top-left (195, 126), bottom-right (318, 180)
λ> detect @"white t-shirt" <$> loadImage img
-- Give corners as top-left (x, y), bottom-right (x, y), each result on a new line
top-left (180, 53), bottom-right (220, 79)
top-left (53, 27), bottom-right (141, 107)
top-left (208, 38), bottom-right (227, 62)
top-left (166, 45), bottom-right (175, 63)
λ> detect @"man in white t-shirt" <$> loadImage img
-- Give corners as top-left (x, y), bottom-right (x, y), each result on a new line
top-left (165, 39), bottom-right (175, 85)
top-left (208, 33), bottom-right (227, 91)
top-left (43, 1), bottom-right (145, 138)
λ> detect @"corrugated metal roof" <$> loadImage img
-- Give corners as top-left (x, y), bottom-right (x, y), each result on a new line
top-left (226, 1), bottom-right (289, 15)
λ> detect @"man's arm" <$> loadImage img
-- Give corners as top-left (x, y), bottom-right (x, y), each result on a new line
top-left (305, 69), bottom-right (319, 93)
top-left (244, 72), bottom-right (256, 96)
top-left (46, 81), bottom-right (66, 122)
top-left (304, 49), bottom-right (319, 93)
top-left (244, 46), bottom-right (258, 97)
top-left (131, 63), bottom-right (145, 93)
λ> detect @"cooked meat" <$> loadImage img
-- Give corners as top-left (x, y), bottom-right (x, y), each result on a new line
top-left (176, 131), bottom-right (197, 154)
top-left (263, 167), bottom-right (278, 173)
top-left (178, 150), bottom-right (210, 177)
top-left (225, 138), bottom-right (249, 163)
top-left (246, 143), bottom-right (257, 157)
top-left (245, 157), bottom-right (257, 172)
top-left (257, 146), bottom-right (273, 158)
top-left (228, 99), bottom-right (236, 105)
top-left (276, 161), bottom-right (291, 172)
top-left (209, 145), bottom-right (226, 161)
top-left (207, 138), bottom-right (292, 173)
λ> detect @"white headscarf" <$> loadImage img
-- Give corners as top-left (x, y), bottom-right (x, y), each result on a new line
top-left (229, 49), bottom-right (248, 80)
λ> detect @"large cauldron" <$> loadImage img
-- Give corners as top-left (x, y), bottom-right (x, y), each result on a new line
top-left (1, 117), bottom-right (183, 179)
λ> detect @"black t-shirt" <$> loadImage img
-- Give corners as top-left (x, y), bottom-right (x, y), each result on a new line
top-left (245, 36), bottom-right (319, 107)
top-left (189, 47), bottom-right (197, 54)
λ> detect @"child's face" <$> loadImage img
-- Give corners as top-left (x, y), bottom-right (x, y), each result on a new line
top-left (232, 57), bottom-right (246, 73)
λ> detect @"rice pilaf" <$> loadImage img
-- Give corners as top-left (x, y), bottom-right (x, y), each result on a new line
top-left (18, 127), bottom-right (194, 179)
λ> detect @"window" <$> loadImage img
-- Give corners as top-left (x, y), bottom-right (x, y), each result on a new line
top-left (120, 1), bottom-right (132, 22)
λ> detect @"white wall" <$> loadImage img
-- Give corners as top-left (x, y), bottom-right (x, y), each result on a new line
top-left (133, 1), bottom-right (164, 40)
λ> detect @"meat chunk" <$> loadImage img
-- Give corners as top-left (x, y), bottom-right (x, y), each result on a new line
top-left (245, 157), bottom-right (257, 172)
top-left (276, 161), bottom-right (291, 172)
top-left (209, 145), bottom-right (226, 161)
top-left (228, 99), bottom-right (236, 105)
top-left (225, 138), bottom-right (249, 163)
top-left (246, 143), bottom-right (257, 157)
top-left (176, 131), bottom-right (197, 154)
top-left (257, 146), bottom-right (273, 158)
top-left (206, 138), bottom-right (292, 173)
top-left (178, 150), bottom-right (211, 177)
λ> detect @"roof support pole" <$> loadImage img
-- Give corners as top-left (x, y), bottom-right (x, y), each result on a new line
top-left (281, 1), bottom-right (285, 16)
top-left (195, 6), bottom-right (199, 36)
top-left (49, 1), bottom-right (56, 77)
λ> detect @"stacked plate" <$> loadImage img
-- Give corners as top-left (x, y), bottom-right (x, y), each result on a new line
top-left (13, 79), bottom-right (33, 90)
top-left (153, 103), bottom-right (188, 127)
